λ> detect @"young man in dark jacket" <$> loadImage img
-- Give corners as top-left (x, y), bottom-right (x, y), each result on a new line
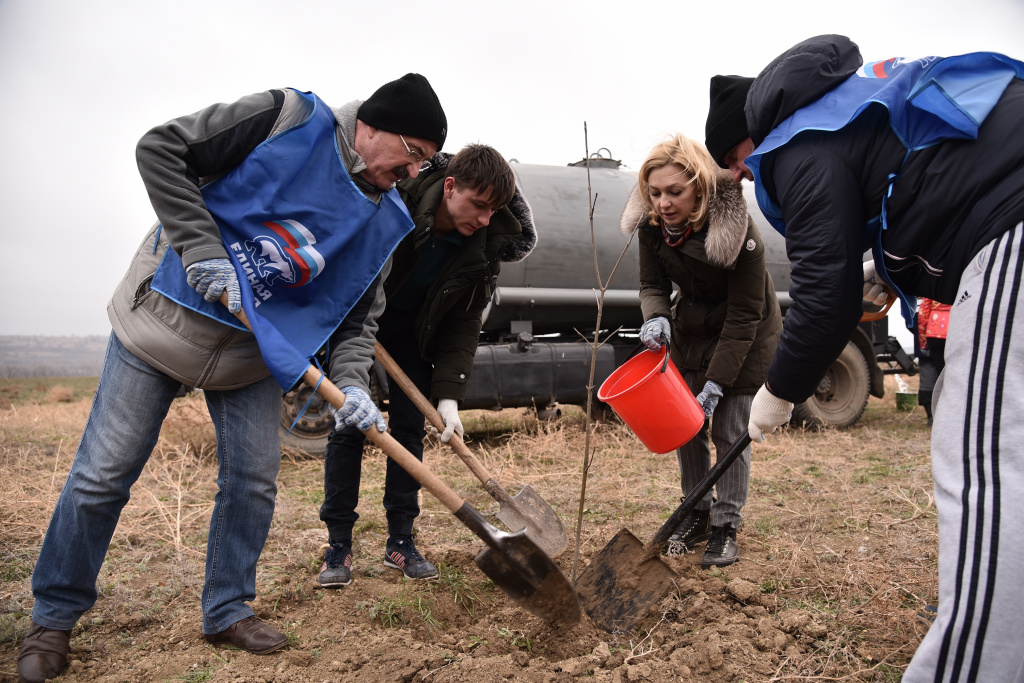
top-left (17, 75), bottom-right (447, 683)
top-left (317, 144), bottom-right (536, 587)
top-left (705, 35), bottom-right (1024, 682)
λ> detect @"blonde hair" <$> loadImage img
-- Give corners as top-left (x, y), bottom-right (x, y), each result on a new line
top-left (638, 134), bottom-right (718, 229)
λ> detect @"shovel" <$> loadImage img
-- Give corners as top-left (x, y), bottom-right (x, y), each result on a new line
top-left (223, 296), bottom-right (581, 627)
top-left (575, 431), bottom-right (753, 632)
top-left (374, 342), bottom-right (569, 557)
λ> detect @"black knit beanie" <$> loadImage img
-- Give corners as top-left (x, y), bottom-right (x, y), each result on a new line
top-left (705, 75), bottom-right (755, 169)
top-left (357, 73), bottom-right (447, 150)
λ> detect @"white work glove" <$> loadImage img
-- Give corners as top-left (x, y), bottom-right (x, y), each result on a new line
top-left (639, 316), bottom-right (672, 351)
top-left (332, 386), bottom-right (386, 433)
top-left (437, 398), bottom-right (464, 443)
top-left (187, 258), bottom-right (241, 313)
top-left (695, 380), bottom-right (724, 418)
top-left (748, 384), bottom-right (794, 442)
top-left (862, 260), bottom-right (892, 307)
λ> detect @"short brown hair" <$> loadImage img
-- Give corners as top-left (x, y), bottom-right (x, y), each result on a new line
top-left (445, 143), bottom-right (516, 208)
top-left (638, 134), bottom-right (718, 229)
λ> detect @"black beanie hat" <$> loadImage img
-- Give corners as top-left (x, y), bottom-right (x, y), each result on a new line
top-left (357, 73), bottom-right (447, 150)
top-left (705, 75), bottom-right (755, 169)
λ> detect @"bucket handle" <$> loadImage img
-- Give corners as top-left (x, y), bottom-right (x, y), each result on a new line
top-left (624, 342), bottom-right (672, 374)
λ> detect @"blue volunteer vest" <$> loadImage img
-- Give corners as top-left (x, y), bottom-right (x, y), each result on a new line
top-left (151, 89), bottom-right (414, 389)
top-left (745, 52), bottom-right (1024, 324)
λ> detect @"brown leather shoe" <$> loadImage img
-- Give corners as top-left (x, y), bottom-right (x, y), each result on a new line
top-left (203, 616), bottom-right (288, 654)
top-left (17, 620), bottom-right (71, 683)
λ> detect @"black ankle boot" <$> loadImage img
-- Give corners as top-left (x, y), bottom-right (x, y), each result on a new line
top-left (701, 523), bottom-right (739, 568)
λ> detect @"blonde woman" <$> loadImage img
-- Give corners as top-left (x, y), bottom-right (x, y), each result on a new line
top-left (620, 134), bottom-right (781, 567)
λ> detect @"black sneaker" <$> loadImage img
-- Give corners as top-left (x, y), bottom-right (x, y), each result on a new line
top-left (663, 508), bottom-right (712, 557)
top-left (384, 536), bottom-right (438, 580)
top-left (701, 524), bottom-right (739, 568)
top-left (318, 542), bottom-right (353, 588)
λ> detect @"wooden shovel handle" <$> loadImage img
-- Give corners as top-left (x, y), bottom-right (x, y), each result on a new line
top-left (222, 295), bottom-right (465, 513)
top-left (373, 342), bottom-right (494, 485)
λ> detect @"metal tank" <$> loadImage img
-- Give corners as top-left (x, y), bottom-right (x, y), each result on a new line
top-left (481, 158), bottom-right (643, 337)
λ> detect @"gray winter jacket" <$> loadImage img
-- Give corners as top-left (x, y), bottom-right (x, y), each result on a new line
top-left (109, 89), bottom-right (385, 393)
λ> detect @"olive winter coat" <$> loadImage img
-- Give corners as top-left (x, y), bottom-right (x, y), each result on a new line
top-left (620, 171), bottom-right (781, 394)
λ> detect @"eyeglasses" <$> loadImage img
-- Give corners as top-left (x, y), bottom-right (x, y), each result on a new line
top-left (400, 135), bottom-right (431, 171)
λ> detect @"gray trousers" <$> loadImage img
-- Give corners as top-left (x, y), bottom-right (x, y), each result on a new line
top-left (904, 222), bottom-right (1024, 682)
top-left (676, 369), bottom-right (752, 527)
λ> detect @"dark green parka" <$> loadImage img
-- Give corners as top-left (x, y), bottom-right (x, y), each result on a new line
top-left (620, 171), bottom-right (781, 394)
top-left (392, 153), bottom-right (537, 402)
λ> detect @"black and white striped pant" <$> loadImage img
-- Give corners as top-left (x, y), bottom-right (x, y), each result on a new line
top-left (676, 368), bottom-right (753, 528)
top-left (905, 222), bottom-right (1024, 682)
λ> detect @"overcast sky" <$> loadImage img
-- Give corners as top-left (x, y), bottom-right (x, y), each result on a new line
top-left (2, 0), bottom-right (1022, 339)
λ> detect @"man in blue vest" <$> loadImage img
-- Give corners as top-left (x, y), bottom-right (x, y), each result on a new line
top-left (17, 75), bottom-right (447, 683)
top-left (704, 35), bottom-right (1024, 681)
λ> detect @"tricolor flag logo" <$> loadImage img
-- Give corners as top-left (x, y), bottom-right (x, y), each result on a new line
top-left (858, 58), bottom-right (897, 79)
top-left (246, 219), bottom-right (326, 288)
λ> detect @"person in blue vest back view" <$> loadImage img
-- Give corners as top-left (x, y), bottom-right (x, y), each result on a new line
top-left (316, 144), bottom-right (537, 588)
top-left (17, 75), bottom-right (447, 683)
top-left (704, 35), bottom-right (1024, 681)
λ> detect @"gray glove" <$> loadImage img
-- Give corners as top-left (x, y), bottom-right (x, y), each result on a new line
top-left (186, 258), bottom-right (241, 313)
top-left (639, 316), bottom-right (671, 351)
top-left (332, 386), bottom-right (386, 433)
top-left (862, 260), bottom-right (891, 307)
top-left (695, 380), bottom-right (724, 418)
top-left (437, 398), bottom-right (464, 443)
top-left (748, 384), bottom-right (794, 442)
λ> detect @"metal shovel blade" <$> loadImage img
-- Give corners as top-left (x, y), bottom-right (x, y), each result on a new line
top-left (490, 481), bottom-right (569, 558)
top-left (374, 342), bottom-right (569, 556)
top-left (575, 432), bottom-right (753, 632)
top-left (573, 528), bottom-right (677, 632)
top-left (456, 503), bottom-right (580, 628)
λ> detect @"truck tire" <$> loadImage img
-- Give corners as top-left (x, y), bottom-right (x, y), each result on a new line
top-left (791, 341), bottom-right (870, 430)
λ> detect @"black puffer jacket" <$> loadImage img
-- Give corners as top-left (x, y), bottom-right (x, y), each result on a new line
top-left (392, 154), bottom-right (537, 401)
top-left (746, 35), bottom-right (1024, 402)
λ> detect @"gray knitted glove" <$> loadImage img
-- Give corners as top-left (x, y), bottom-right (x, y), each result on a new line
top-left (695, 380), bottom-right (724, 418)
top-left (639, 316), bottom-right (671, 351)
top-left (186, 258), bottom-right (241, 313)
top-left (332, 386), bottom-right (386, 433)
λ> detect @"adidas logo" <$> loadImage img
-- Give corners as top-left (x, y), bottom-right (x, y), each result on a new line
top-left (957, 290), bottom-right (971, 306)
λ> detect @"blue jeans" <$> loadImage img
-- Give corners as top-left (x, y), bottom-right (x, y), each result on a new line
top-left (30, 332), bottom-right (282, 634)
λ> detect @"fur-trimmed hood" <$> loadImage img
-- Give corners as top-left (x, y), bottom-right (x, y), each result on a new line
top-left (619, 170), bottom-right (749, 268)
top-left (419, 152), bottom-right (538, 263)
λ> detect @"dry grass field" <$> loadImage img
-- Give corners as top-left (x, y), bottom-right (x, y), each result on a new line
top-left (0, 375), bottom-right (935, 682)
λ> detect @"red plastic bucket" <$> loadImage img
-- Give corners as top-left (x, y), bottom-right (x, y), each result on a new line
top-left (598, 347), bottom-right (704, 453)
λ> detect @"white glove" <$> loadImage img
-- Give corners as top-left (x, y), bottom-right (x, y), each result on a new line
top-left (639, 316), bottom-right (672, 351)
top-left (437, 398), bottom-right (464, 443)
top-left (748, 384), bottom-right (794, 442)
top-left (695, 380), bottom-right (724, 418)
top-left (332, 386), bottom-right (386, 433)
top-left (187, 258), bottom-right (241, 313)
top-left (862, 260), bottom-right (891, 307)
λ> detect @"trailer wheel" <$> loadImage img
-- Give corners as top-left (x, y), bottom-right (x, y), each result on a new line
top-left (791, 341), bottom-right (870, 430)
top-left (278, 372), bottom-right (385, 456)
top-left (279, 384), bottom-right (333, 456)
